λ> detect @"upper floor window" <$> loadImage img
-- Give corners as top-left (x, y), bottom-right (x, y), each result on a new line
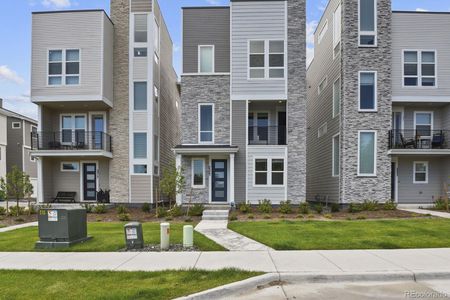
top-left (134, 82), bottom-right (147, 111)
top-left (48, 49), bottom-right (80, 86)
top-left (61, 114), bottom-right (86, 145)
top-left (318, 20), bottom-right (328, 44)
top-left (318, 76), bottom-right (327, 95)
top-left (333, 77), bottom-right (341, 118)
top-left (332, 134), bottom-right (340, 177)
top-left (333, 4), bottom-right (342, 58)
top-left (198, 45), bottom-right (214, 73)
top-left (249, 40), bottom-right (285, 79)
top-left (198, 103), bottom-right (214, 143)
top-left (154, 19), bottom-right (160, 54)
top-left (12, 122), bottom-right (21, 129)
top-left (134, 48), bottom-right (147, 57)
top-left (359, 0), bottom-right (377, 46)
top-left (359, 71), bottom-right (377, 112)
top-left (403, 50), bottom-right (436, 87)
top-left (134, 14), bottom-right (147, 43)
top-left (133, 132), bottom-right (147, 159)
top-left (318, 123), bottom-right (327, 138)
top-left (358, 130), bottom-right (377, 176)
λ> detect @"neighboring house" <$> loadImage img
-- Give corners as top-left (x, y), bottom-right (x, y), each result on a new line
top-left (30, 0), bottom-right (180, 204)
top-left (307, 0), bottom-right (450, 206)
top-left (0, 99), bottom-right (38, 198)
top-left (174, 0), bottom-right (306, 205)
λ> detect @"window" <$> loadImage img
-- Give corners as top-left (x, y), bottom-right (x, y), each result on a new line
top-left (48, 49), bottom-right (80, 86)
top-left (318, 20), bottom-right (328, 44)
top-left (134, 14), bottom-right (147, 43)
top-left (61, 115), bottom-right (86, 144)
top-left (133, 164), bottom-right (147, 174)
top-left (271, 159), bottom-right (284, 185)
top-left (134, 82), bottom-right (147, 111)
top-left (248, 112), bottom-right (269, 143)
top-left (413, 161), bottom-right (428, 184)
top-left (359, 71), bottom-right (377, 111)
top-left (249, 40), bottom-right (285, 79)
top-left (414, 112), bottom-right (433, 137)
top-left (358, 131), bottom-right (377, 176)
top-left (359, 0), bottom-right (377, 46)
top-left (198, 45), bottom-right (214, 73)
top-left (154, 86), bottom-right (159, 103)
top-left (154, 20), bottom-right (160, 53)
top-left (403, 50), bottom-right (436, 87)
top-left (254, 158), bottom-right (285, 186)
top-left (318, 77), bottom-right (327, 95)
top-left (333, 77), bottom-right (341, 118)
top-left (133, 133), bottom-right (147, 159)
top-left (332, 134), bottom-right (340, 177)
top-left (12, 122), bottom-right (21, 129)
top-left (61, 162), bottom-right (79, 172)
top-left (153, 135), bottom-right (159, 161)
top-left (134, 48), bottom-right (147, 57)
top-left (199, 104), bottom-right (214, 143)
top-left (318, 123), bottom-right (327, 138)
top-left (333, 4), bottom-right (342, 58)
top-left (192, 159), bottom-right (205, 187)
top-left (255, 159), bottom-right (268, 185)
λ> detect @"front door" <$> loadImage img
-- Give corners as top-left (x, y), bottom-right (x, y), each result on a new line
top-left (212, 160), bottom-right (227, 202)
top-left (83, 163), bottom-right (97, 201)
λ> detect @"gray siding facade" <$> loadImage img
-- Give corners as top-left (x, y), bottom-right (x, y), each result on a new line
top-left (231, 100), bottom-right (246, 203)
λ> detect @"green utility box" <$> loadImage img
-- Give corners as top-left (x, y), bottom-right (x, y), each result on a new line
top-left (35, 208), bottom-right (92, 249)
top-left (124, 222), bottom-right (144, 250)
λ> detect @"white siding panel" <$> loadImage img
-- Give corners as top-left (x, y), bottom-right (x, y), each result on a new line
top-left (133, 112), bottom-right (148, 131)
top-left (133, 57), bottom-right (148, 80)
top-left (130, 175), bottom-right (152, 203)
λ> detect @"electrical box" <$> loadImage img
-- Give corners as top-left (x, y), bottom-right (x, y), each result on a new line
top-left (124, 222), bottom-right (144, 250)
top-left (35, 208), bottom-right (92, 249)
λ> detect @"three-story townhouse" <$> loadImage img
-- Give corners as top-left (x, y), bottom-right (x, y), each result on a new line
top-left (175, 0), bottom-right (306, 206)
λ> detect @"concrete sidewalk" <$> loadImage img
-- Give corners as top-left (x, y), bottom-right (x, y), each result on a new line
top-left (0, 222), bottom-right (38, 233)
top-left (399, 208), bottom-right (450, 219)
top-left (0, 248), bottom-right (449, 274)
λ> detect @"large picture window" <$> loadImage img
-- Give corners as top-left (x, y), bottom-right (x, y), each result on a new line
top-left (358, 131), bottom-right (377, 176)
top-left (359, 71), bottom-right (377, 112)
top-left (199, 104), bottom-right (214, 143)
top-left (403, 50), bottom-right (436, 87)
top-left (359, 0), bottom-right (377, 46)
top-left (48, 49), bottom-right (80, 85)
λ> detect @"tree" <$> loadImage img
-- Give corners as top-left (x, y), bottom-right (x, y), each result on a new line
top-left (0, 177), bottom-right (7, 212)
top-left (24, 176), bottom-right (34, 216)
top-left (2, 166), bottom-right (32, 216)
top-left (160, 161), bottom-right (185, 209)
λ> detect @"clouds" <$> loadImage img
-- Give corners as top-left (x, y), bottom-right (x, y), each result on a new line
top-left (41, 0), bottom-right (72, 9)
top-left (2, 93), bottom-right (37, 120)
top-left (205, 0), bottom-right (222, 6)
top-left (306, 20), bottom-right (318, 68)
top-left (0, 66), bottom-right (25, 85)
top-left (415, 8), bottom-right (429, 12)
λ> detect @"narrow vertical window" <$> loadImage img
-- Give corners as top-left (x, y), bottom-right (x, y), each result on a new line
top-left (154, 20), bottom-right (160, 53)
top-left (421, 51), bottom-right (436, 87)
top-left (65, 49), bottom-right (80, 85)
top-left (359, 0), bottom-right (377, 46)
top-left (192, 159), bottom-right (205, 187)
top-left (198, 45), bottom-right (214, 73)
top-left (199, 104), bottom-right (214, 143)
top-left (133, 133), bottom-right (147, 159)
top-left (269, 41), bottom-right (284, 78)
top-left (134, 14), bottom-right (148, 43)
top-left (48, 50), bottom-right (62, 85)
top-left (332, 134), bottom-right (340, 177)
top-left (358, 131), bottom-right (377, 176)
top-left (255, 159), bottom-right (268, 185)
top-left (271, 159), bottom-right (284, 185)
top-left (249, 41), bottom-right (265, 78)
top-left (333, 77), bottom-right (341, 118)
top-left (413, 161), bottom-right (428, 184)
top-left (318, 20), bottom-right (328, 44)
top-left (404, 51), bottom-right (418, 86)
top-left (359, 72), bottom-right (377, 111)
top-left (333, 4), bottom-right (342, 58)
top-left (415, 112), bottom-right (433, 138)
top-left (134, 82), bottom-right (147, 111)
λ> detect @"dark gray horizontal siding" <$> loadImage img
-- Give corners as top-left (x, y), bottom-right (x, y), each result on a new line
top-left (130, 0), bottom-right (152, 12)
top-left (232, 100), bottom-right (246, 203)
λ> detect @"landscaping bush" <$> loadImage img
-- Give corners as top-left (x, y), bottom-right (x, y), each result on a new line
top-left (356, 215), bottom-right (367, 220)
top-left (331, 203), bottom-right (340, 213)
top-left (348, 203), bottom-right (363, 213)
top-left (184, 217), bottom-right (192, 222)
top-left (383, 200), bottom-right (397, 211)
top-left (14, 217), bottom-right (25, 223)
top-left (165, 216), bottom-right (173, 221)
top-left (279, 200), bottom-right (293, 214)
top-left (116, 205), bottom-right (128, 214)
top-left (263, 214), bottom-right (271, 219)
top-left (258, 199), bottom-right (272, 214)
top-left (299, 202), bottom-right (310, 214)
top-left (156, 207), bottom-right (168, 218)
top-left (324, 213), bottom-right (333, 219)
top-left (141, 203), bottom-right (151, 213)
top-left (82, 203), bottom-right (94, 213)
top-left (314, 203), bottom-right (323, 214)
top-left (93, 204), bottom-right (107, 214)
top-left (188, 204), bottom-right (205, 217)
top-left (434, 198), bottom-right (449, 211)
top-left (169, 204), bottom-right (184, 217)
top-left (361, 200), bottom-right (379, 211)
top-left (247, 213), bottom-right (254, 219)
top-left (229, 212), bottom-right (238, 221)
top-left (8, 206), bottom-right (24, 216)
top-left (118, 213), bottom-right (130, 221)
top-left (238, 203), bottom-right (252, 214)
top-left (0, 207), bottom-right (5, 215)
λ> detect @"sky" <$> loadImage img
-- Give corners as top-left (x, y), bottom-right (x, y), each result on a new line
top-left (1, 0), bottom-right (450, 120)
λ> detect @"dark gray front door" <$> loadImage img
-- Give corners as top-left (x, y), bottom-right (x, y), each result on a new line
top-left (83, 163), bottom-right (97, 201)
top-left (212, 160), bottom-right (227, 202)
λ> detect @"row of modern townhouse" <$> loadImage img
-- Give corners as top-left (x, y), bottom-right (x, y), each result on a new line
top-left (27, 0), bottom-right (450, 208)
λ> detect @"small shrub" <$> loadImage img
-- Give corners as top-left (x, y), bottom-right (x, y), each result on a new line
top-left (0, 207), bottom-right (5, 215)
top-left (229, 212), bottom-right (238, 221)
top-left (248, 213), bottom-right (254, 219)
top-left (307, 214), bottom-right (315, 219)
top-left (315, 203), bottom-right (323, 214)
top-left (383, 200), bottom-right (397, 211)
top-left (142, 203), bottom-right (151, 213)
top-left (238, 203), bottom-right (252, 214)
top-left (348, 203), bottom-right (363, 213)
top-left (40, 203), bottom-right (52, 209)
top-left (263, 214), bottom-right (271, 219)
top-left (82, 203), bottom-right (93, 213)
top-left (184, 217), bottom-right (192, 222)
top-left (96, 218), bottom-right (102, 222)
top-left (8, 206), bottom-right (25, 216)
top-left (299, 203), bottom-right (309, 214)
top-left (94, 204), bottom-right (107, 214)
top-left (324, 213), bottom-right (333, 219)
top-left (14, 217), bottom-right (25, 223)
top-left (434, 198), bottom-right (449, 211)
top-left (361, 200), bottom-right (379, 211)
top-left (116, 205), bottom-right (128, 214)
top-left (296, 214), bottom-right (304, 219)
top-left (188, 204), bottom-right (205, 217)
top-left (356, 215), bottom-right (367, 220)
top-left (258, 199), bottom-right (272, 214)
top-left (165, 216), bottom-right (173, 221)
top-left (169, 204), bottom-right (183, 217)
top-left (118, 213), bottom-right (130, 221)
top-left (156, 207), bottom-right (168, 218)
top-left (28, 205), bottom-right (37, 215)
top-left (346, 217), bottom-right (353, 221)
top-left (331, 203), bottom-right (340, 213)
top-left (279, 214), bottom-right (285, 219)
top-left (279, 200), bottom-right (293, 214)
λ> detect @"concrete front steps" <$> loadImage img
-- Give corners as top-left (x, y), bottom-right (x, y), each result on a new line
top-left (202, 209), bottom-right (229, 221)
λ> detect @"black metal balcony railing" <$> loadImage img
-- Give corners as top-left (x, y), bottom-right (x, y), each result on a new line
top-left (31, 131), bottom-right (112, 152)
top-left (248, 126), bottom-right (287, 145)
top-left (389, 129), bottom-right (449, 150)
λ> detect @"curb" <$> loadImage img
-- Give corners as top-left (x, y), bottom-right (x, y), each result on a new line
top-left (279, 271), bottom-right (415, 283)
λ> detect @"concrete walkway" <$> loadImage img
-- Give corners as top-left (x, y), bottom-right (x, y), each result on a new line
top-left (399, 208), bottom-right (450, 219)
top-left (195, 220), bottom-right (273, 251)
top-left (0, 248), bottom-right (449, 274)
top-left (0, 222), bottom-right (38, 233)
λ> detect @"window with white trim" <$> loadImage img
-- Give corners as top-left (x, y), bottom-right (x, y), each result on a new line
top-left (134, 82), bottom-right (147, 111)
top-left (199, 45), bottom-right (214, 73)
top-left (61, 115), bottom-right (86, 144)
top-left (332, 134), bottom-right (340, 177)
top-left (48, 49), bottom-right (80, 85)
top-left (134, 48), bottom-right (147, 57)
top-left (359, 71), bottom-right (377, 111)
top-left (359, 0), bottom-right (377, 46)
top-left (271, 159), bottom-right (284, 185)
top-left (133, 132), bottom-right (147, 159)
top-left (61, 162), bottom-right (79, 172)
top-left (358, 131), bottom-right (377, 176)
top-left (333, 4), bottom-right (342, 58)
top-left (199, 104), bottom-right (214, 143)
top-left (413, 161), bottom-right (428, 184)
top-left (249, 40), bottom-right (285, 79)
top-left (318, 77), bottom-right (327, 95)
top-left (333, 77), bottom-right (341, 118)
top-left (318, 123), bottom-right (327, 138)
top-left (269, 41), bottom-right (285, 78)
top-left (403, 50), bottom-right (436, 87)
top-left (12, 122), bottom-right (21, 129)
top-left (192, 159), bottom-right (205, 187)
top-left (318, 20), bottom-right (328, 44)
top-left (154, 19), bottom-right (160, 54)
top-left (254, 158), bottom-right (285, 186)
top-left (134, 14), bottom-right (147, 43)
top-left (415, 112), bottom-right (433, 138)
top-left (133, 164), bottom-right (147, 174)
top-left (249, 41), bottom-right (265, 79)
top-left (255, 159), bottom-right (268, 185)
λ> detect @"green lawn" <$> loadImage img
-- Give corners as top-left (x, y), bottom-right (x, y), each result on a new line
top-left (228, 219), bottom-right (450, 250)
top-left (0, 222), bottom-right (225, 251)
top-left (0, 269), bottom-right (259, 300)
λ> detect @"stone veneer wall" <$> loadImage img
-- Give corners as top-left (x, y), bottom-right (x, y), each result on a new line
top-left (109, 0), bottom-right (130, 203)
top-left (340, 0), bottom-right (392, 203)
top-left (287, 0), bottom-right (307, 202)
top-left (180, 75), bottom-right (230, 145)
top-left (181, 156), bottom-right (210, 204)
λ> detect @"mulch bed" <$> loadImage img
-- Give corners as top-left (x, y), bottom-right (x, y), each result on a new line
top-left (0, 213), bottom-right (38, 227)
top-left (86, 207), bottom-right (202, 223)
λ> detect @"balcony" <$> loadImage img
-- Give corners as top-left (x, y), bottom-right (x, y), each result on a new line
top-left (31, 131), bottom-right (112, 157)
top-left (248, 126), bottom-right (286, 146)
top-left (388, 129), bottom-right (450, 155)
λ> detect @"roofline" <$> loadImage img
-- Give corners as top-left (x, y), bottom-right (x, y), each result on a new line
top-left (0, 107), bottom-right (38, 124)
top-left (393, 10), bottom-right (450, 15)
top-left (182, 6), bottom-right (230, 10)
top-left (32, 9), bottom-right (113, 25)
